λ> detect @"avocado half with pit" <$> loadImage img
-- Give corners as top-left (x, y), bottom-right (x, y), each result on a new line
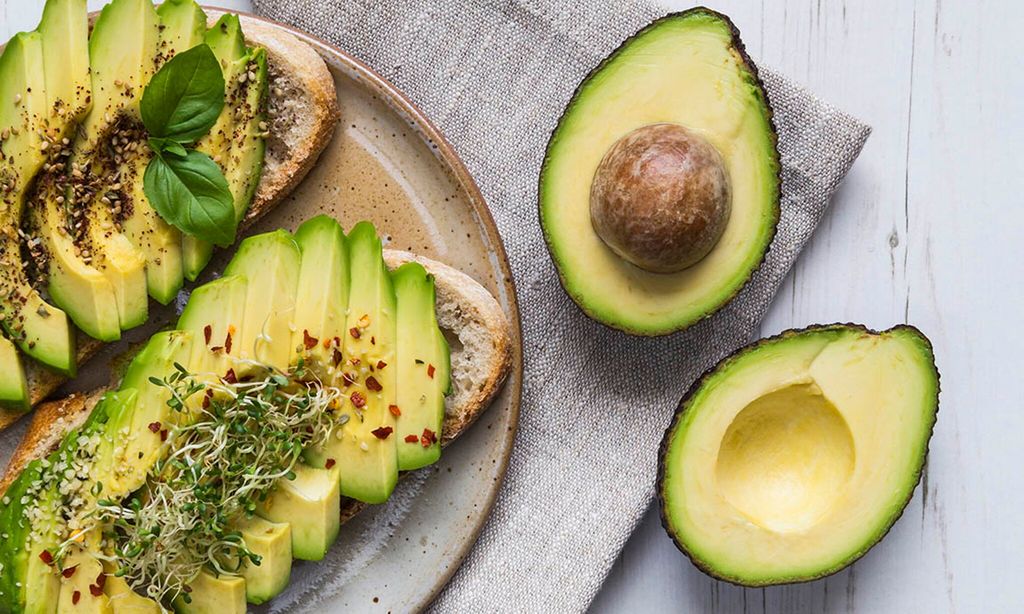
top-left (539, 8), bottom-right (780, 335)
top-left (658, 324), bottom-right (939, 585)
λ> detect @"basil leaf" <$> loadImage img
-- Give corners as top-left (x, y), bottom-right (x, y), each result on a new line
top-left (140, 44), bottom-right (225, 144)
top-left (149, 138), bottom-right (188, 158)
top-left (143, 151), bottom-right (236, 247)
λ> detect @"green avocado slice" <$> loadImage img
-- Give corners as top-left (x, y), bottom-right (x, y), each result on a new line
top-left (658, 324), bottom-right (939, 586)
top-left (0, 30), bottom-right (75, 375)
top-left (306, 222), bottom-right (398, 504)
top-left (257, 463), bottom-right (340, 562)
top-left (539, 9), bottom-right (780, 335)
top-left (289, 215), bottom-right (350, 375)
top-left (183, 13), bottom-right (245, 280)
top-left (28, 0), bottom-right (124, 342)
top-left (222, 230), bottom-right (301, 374)
top-left (392, 262), bottom-right (450, 470)
top-left (115, 329), bottom-right (194, 493)
top-left (177, 274), bottom-right (248, 379)
top-left (174, 570), bottom-right (246, 614)
top-left (0, 337), bottom-right (29, 412)
top-left (235, 516), bottom-right (292, 604)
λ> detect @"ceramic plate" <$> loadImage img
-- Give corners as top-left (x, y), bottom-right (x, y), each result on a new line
top-left (0, 9), bottom-right (522, 613)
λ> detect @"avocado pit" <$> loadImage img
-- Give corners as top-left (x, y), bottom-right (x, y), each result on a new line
top-left (589, 123), bottom-right (731, 273)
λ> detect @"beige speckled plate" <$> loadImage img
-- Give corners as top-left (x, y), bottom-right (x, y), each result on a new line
top-left (0, 9), bottom-right (522, 614)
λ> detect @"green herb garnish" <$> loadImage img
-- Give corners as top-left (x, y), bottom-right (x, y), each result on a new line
top-left (140, 44), bottom-right (236, 246)
top-left (59, 365), bottom-right (342, 605)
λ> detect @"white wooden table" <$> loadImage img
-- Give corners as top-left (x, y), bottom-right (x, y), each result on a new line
top-left (2, 1), bottom-right (1020, 612)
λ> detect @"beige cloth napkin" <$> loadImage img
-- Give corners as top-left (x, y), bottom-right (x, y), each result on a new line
top-left (251, 0), bottom-right (871, 611)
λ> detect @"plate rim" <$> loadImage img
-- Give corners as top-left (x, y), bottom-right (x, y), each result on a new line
top-left (204, 5), bottom-right (524, 610)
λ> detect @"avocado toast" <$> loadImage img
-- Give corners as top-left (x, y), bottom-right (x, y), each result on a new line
top-left (0, 217), bottom-right (512, 611)
top-left (0, 0), bottom-right (339, 426)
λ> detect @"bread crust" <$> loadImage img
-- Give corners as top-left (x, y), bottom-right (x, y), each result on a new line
top-left (1, 252), bottom-right (512, 498)
top-left (0, 15), bottom-right (340, 432)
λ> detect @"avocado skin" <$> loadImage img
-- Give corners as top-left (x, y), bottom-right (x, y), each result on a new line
top-left (537, 7), bottom-right (781, 336)
top-left (655, 323), bottom-right (941, 587)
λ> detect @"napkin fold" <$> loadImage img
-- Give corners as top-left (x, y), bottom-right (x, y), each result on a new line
top-left (251, 0), bottom-right (871, 611)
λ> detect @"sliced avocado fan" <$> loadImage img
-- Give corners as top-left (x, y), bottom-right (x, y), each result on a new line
top-left (0, 0), bottom-right (271, 408)
top-left (0, 218), bottom-right (452, 610)
top-left (659, 324), bottom-right (939, 586)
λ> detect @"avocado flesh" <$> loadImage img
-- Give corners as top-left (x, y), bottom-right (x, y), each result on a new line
top-left (235, 516), bottom-right (292, 603)
top-left (0, 337), bottom-right (30, 411)
top-left (115, 330), bottom-right (194, 493)
top-left (183, 14), bottom-right (262, 281)
top-left (659, 324), bottom-right (939, 586)
top-left (173, 571), bottom-right (245, 614)
top-left (392, 262), bottom-right (450, 470)
top-left (104, 574), bottom-right (162, 613)
top-left (257, 463), bottom-right (340, 561)
top-left (86, 390), bottom-right (138, 501)
top-left (289, 215), bottom-right (349, 375)
top-left (31, 177), bottom-right (122, 342)
top-left (57, 550), bottom-right (112, 613)
top-left (0, 31), bottom-right (76, 375)
top-left (539, 9), bottom-right (780, 335)
top-left (64, 0), bottom-right (155, 327)
top-left (222, 230), bottom-right (301, 374)
top-left (305, 222), bottom-right (398, 504)
top-left (0, 458), bottom-right (62, 614)
top-left (177, 274), bottom-right (247, 379)
top-left (84, 0), bottom-right (181, 306)
top-left (155, 0), bottom-right (206, 63)
top-left (22, 481), bottom-right (62, 614)
top-left (24, 0), bottom-right (125, 343)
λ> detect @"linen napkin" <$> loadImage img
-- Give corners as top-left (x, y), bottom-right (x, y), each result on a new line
top-left (251, 0), bottom-right (872, 611)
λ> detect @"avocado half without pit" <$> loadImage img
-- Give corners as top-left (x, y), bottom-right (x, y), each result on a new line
top-left (658, 324), bottom-right (940, 586)
top-left (539, 8), bottom-right (780, 335)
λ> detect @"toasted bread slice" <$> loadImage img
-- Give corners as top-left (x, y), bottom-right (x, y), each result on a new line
top-left (1, 252), bottom-right (512, 495)
top-left (4, 14), bottom-right (340, 430)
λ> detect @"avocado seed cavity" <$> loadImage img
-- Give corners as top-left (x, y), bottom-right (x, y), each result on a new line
top-left (590, 123), bottom-right (731, 273)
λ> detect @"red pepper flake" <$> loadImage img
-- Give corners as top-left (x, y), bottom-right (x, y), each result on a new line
top-left (370, 336), bottom-right (376, 345)
top-left (160, 429), bottom-right (168, 442)
top-left (350, 391), bottom-right (366, 408)
top-left (421, 428), bottom-right (437, 448)
top-left (224, 331), bottom-right (233, 354)
top-left (388, 404), bottom-right (401, 417)
top-left (303, 329), bottom-right (318, 350)
top-left (404, 434), bottom-right (419, 443)
top-left (147, 421), bottom-right (161, 433)
top-left (322, 337), bottom-right (332, 349)
top-left (210, 346), bottom-right (223, 353)
top-left (342, 372), bottom-right (356, 387)
top-left (365, 376), bottom-right (382, 392)
top-left (203, 324), bottom-right (212, 345)
top-left (333, 348), bottom-right (344, 367)
top-left (223, 369), bottom-right (237, 384)
top-left (325, 458), bottom-right (336, 469)
top-left (95, 572), bottom-right (106, 590)
top-left (72, 591), bottom-right (81, 605)
top-left (349, 327), bottom-right (361, 339)
top-left (427, 364), bottom-right (436, 379)
top-left (38, 550), bottom-right (53, 565)
top-left (202, 389), bottom-right (213, 409)
top-left (349, 357), bottom-right (361, 366)
top-left (371, 426), bottom-right (393, 440)
top-left (61, 565), bottom-right (77, 578)
top-left (377, 360), bottom-right (387, 370)
top-left (89, 582), bottom-right (103, 597)
top-left (333, 336), bottom-right (341, 347)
